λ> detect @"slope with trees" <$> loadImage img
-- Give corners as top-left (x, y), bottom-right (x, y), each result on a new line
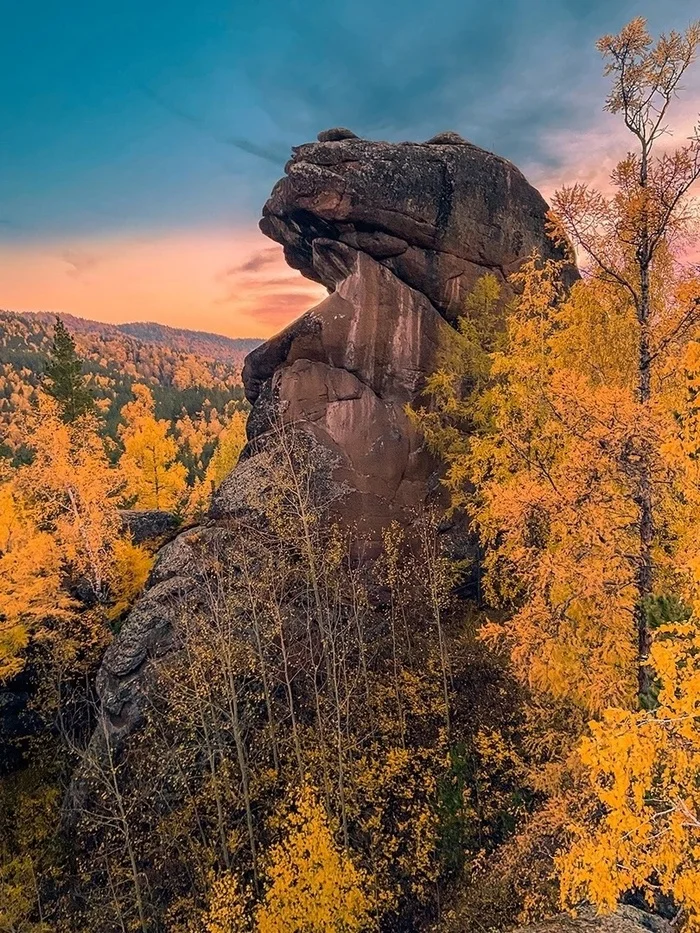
top-left (3, 17), bottom-right (700, 933)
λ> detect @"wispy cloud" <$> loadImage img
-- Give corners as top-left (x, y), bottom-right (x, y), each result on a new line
top-left (61, 248), bottom-right (104, 279)
top-left (531, 90), bottom-right (700, 201)
top-left (221, 247), bottom-right (281, 276)
top-left (212, 242), bottom-right (324, 332)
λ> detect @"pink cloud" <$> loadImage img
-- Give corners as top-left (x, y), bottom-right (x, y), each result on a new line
top-left (530, 92), bottom-right (700, 201)
top-left (528, 92), bottom-right (700, 268)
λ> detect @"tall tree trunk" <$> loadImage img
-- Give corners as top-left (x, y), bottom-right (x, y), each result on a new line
top-left (635, 144), bottom-right (655, 703)
top-left (635, 310), bottom-right (655, 702)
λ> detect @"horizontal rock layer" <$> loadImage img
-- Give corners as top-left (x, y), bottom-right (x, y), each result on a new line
top-left (513, 907), bottom-right (670, 933)
top-left (260, 133), bottom-right (573, 323)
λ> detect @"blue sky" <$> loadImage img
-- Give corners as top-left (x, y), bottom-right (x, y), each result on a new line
top-left (3, 0), bottom-right (699, 241)
top-left (1, 0), bottom-right (699, 337)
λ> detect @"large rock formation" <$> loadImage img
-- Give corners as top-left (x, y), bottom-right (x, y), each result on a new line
top-left (259, 129), bottom-right (571, 323)
top-left (243, 129), bottom-right (571, 541)
top-left (94, 130), bottom-right (568, 742)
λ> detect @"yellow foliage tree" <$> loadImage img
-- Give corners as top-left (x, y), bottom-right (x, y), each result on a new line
top-left (256, 785), bottom-right (374, 933)
top-left (204, 410), bottom-right (247, 491)
top-left (119, 384), bottom-right (187, 511)
top-left (414, 260), bottom-right (647, 718)
top-left (409, 17), bottom-right (700, 919)
top-left (548, 17), bottom-right (700, 920)
top-left (186, 410), bottom-right (247, 519)
top-left (414, 17), bottom-right (700, 721)
top-left (16, 397), bottom-right (125, 602)
top-left (199, 871), bottom-right (251, 933)
top-left (0, 476), bottom-right (68, 682)
top-left (0, 395), bottom-right (153, 679)
top-left (550, 16), bottom-right (700, 697)
top-left (107, 537), bottom-right (154, 621)
top-left (559, 622), bottom-right (700, 927)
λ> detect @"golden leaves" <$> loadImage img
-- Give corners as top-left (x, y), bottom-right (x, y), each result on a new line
top-left (0, 393), bottom-right (156, 679)
top-left (560, 623), bottom-right (700, 927)
top-left (119, 384), bottom-right (188, 511)
top-left (256, 785), bottom-right (374, 933)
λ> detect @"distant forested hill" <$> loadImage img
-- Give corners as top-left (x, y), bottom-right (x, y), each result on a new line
top-left (0, 310), bottom-right (259, 462)
top-left (115, 321), bottom-right (260, 362)
top-left (17, 312), bottom-right (261, 365)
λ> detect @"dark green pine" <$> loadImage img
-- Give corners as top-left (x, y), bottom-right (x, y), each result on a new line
top-left (44, 317), bottom-right (95, 421)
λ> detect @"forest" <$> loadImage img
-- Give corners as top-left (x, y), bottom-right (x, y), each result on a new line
top-left (2, 16), bottom-right (700, 933)
top-left (0, 311), bottom-right (252, 463)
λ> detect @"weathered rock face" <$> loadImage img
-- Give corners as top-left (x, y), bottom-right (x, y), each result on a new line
top-left (119, 509), bottom-right (179, 546)
top-left (246, 130), bottom-right (571, 540)
top-left (243, 247), bottom-right (456, 541)
top-left (95, 525), bottom-right (233, 738)
top-left (91, 130), bottom-right (567, 742)
top-left (259, 130), bottom-right (572, 324)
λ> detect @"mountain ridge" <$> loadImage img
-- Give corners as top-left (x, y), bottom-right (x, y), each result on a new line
top-left (8, 310), bottom-right (262, 363)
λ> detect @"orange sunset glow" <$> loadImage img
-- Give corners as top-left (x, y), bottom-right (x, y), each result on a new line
top-left (5, 100), bottom-right (698, 341)
top-left (0, 229), bottom-right (326, 339)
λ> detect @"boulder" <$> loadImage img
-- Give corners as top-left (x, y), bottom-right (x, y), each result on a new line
top-left (119, 509), bottom-right (179, 545)
top-left (425, 131), bottom-right (469, 145)
top-left (317, 126), bottom-right (361, 142)
top-left (512, 907), bottom-right (670, 933)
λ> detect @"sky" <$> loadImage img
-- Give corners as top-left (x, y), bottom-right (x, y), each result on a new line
top-left (1, 0), bottom-right (699, 338)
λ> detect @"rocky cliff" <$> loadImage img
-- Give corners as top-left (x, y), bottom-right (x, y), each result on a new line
top-left (242, 129), bottom-right (571, 541)
top-left (94, 129), bottom-right (569, 742)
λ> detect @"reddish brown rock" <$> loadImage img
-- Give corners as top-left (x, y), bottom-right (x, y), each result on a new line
top-left (240, 246), bottom-right (455, 543)
top-left (90, 132), bottom-right (571, 742)
top-left (242, 134), bottom-right (572, 543)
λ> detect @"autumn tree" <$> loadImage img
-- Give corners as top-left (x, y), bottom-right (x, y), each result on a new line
top-left (43, 317), bottom-right (94, 421)
top-left (17, 397), bottom-right (125, 606)
top-left (404, 21), bottom-right (700, 924)
top-left (0, 395), bottom-right (152, 680)
top-left (119, 384), bottom-right (187, 511)
top-left (200, 871), bottom-right (251, 933)
top-left (195, 788), bottom-right (374, 933)
top-left (526, 17), bottom-right (700, 922)
top-left (559, 620), bottom-right (700, 927)
top-left (186, 409), bottom-right (248, 518)
top-left (0, 471), bottom-right (67, 682)
top-left (415, 17), bottom-right (700, 714)
top-left (204, 410), bottom-right (247, 490)
top-left (551, 16), bottom-right (700, 697)
top-left (255, 785), bottom-right (374, 933)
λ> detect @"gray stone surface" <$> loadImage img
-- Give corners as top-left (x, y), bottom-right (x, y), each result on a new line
top-left (260, 134), bottom-right (575, 323)
top-left (513, 907), bottom-right (670, 933)
top-left (119, 509), bottom-right (179, 545)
